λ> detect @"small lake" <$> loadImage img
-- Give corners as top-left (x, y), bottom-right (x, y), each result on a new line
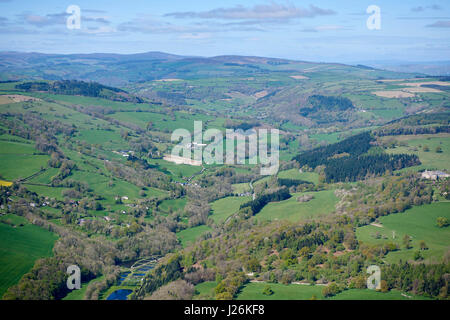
top-left (106, 289), bottom-right (132, 300)
top-left (118, 271), bottom-right (131, 285)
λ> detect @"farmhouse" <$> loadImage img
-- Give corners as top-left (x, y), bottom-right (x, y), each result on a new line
top-left (421, 170), bottom-right (450, 180)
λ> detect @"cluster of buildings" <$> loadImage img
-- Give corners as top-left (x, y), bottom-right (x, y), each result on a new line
top-left (420, 170), bottom-right (450, 180)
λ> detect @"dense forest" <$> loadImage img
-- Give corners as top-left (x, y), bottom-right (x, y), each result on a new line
top-left (15, 80), bottom-right (143, 103)
top-left (292, 132), bottom-right (374, 167)
top-left (325, 153), bottom-right (421, 182)
top-left (239, 187), bottom-right (291, 216)
top-left (299, 95), bottom-right (355, 123)
top-left (292, 132), bottom-right (419, 182)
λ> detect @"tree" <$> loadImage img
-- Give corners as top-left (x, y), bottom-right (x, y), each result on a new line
top-left (419, 240), bottom-right (428, 250)
top-left (262, 285), bottom-right (274, 296)
top-left (380, 280), bottom-right (389, 293)
top-left (423, 145), bottom-right (430, 152)
top-left (403, 234), bottom-right (412, 249)
top-left (413, 250), bottom-right (423, 261)
top-left (322, 283), bottom-right (341, 297)
top-left (435, 146), bottom-right (443, 153)
top-left (246, 258), bottom-right (261, 273)
top-left (437, 217), bottom-right (449, 228)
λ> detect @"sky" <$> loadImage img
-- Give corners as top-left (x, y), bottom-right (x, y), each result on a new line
top-left (0, 0), bottom-right (449, 63)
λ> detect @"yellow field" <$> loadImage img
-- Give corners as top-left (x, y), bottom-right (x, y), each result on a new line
top-left (0, 94), bottom-right (41, 105)
top-left (371, 90), bottom-right (415, 98)
top-left (0, 180), bottom-right (13, 187)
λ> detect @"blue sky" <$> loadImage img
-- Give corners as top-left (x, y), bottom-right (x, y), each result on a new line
top-left (0, 0), bottom-right (449, 63)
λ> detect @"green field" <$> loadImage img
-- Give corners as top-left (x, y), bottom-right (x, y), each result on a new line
top-left (309, 132), bottom-right (342, 144)
top-left (176, 225), bottom-right (212, 248)
top-left (63, 275), bottom-right (105, 300)
top-left (0, 140), bottom-right (49, 180)
top-left (147, 158), bottom-right (202, 180)
top-left (194, 281), bottom-right (217, 300)
top-left (158, 198), bottom-right (187, 213)
top-left (24, 185), bottom-right (69, 200)
top-left (235, 282), bottom-right (429, 300)
top-left (236, 282), bottom-right (324, 300)
top-left (0, 214), bottom-right (58, 297)
top-left (256, 190), bottom-right (338, 222)
top-left (329, 288), bottom-right (430, 300)
top-left (210, 196), bottom-right (252, 223)
top-left (110, 111), bottom-right (212, 133)
top-left (356, 202), bottom-right (450, 263)
top-left (27, 167), bottom-right (60, 185)
top-left (77, 129), bottom-right (128, 149)
top-left (232, 182), bottom-right (251, 194)
top-left (277, 169), bottom-right (320, 184)
top-left (385, 134), bottom-right (450, 171)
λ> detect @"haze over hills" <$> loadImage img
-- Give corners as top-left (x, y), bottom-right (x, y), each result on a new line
top-left (359, 60), bottom-right (450, 76)
top-left (0, 51), bottom-right (423, 86)
top-left (0, 49), bottom-right (449, 302)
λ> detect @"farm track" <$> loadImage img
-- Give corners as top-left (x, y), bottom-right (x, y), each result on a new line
top-left (17, 167), bottom-right (48, 183)
top-left (224, 179), bottom-right (255, 225)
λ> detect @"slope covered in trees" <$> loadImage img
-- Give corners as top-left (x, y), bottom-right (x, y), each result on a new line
top-left (15, 80), bottom-right (143, 103)
top-left (293, 132), bottom-right (420, 182)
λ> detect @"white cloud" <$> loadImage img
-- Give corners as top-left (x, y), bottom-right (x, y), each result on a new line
top-left (165, 3), bottom-right (335, 21)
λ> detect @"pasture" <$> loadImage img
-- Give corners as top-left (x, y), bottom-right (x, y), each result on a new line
top-left (210, 196), bottom-right (252, 223)
top-left (0, 140), bottom-right (49, 181)
top-left (356, 202), bottom-right (450, 263)
top-left (0, 214), bottom-right (58, 297)
top-left (147, 158), bottom-right (202, 180)
top-left (63, 275), bottom-right (105, 300)
top-left (329, 289), bottom-right (429, 300)
top-left (385, 134), bottom-right (450, 171)
top-left (236, 282), bottom-right (324, 300)
top-left (256, 190), bottom-right (338, 223)
top-left (194, 281), bottom-right (217, 300)
top-left (277, 169), bottom-right (319, 184)
top-left (176, 225), bottom-right (212, 248)
top-left (235, 283), bottom-right (429, 300)
top-left (232, 182), bottom-right (251, 194)
top-left (158, 198), bottom-right (187, 213)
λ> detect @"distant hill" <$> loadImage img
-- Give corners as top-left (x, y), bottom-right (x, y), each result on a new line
top-left (0, 51), bottom-right (417, 87)
top-left (358, 60), bottom-right (450, 76)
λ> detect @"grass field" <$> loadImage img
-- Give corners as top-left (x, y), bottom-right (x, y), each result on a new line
top-left (210, 196), bottom-right (252, 223)
top-left (235, 282), bottom-right (429, 300)
top-left (309, 132), bottom-right (342, 144)
top-left (194, 281), bottom-right (217, 300)
top-left (147, 158), bottom-right (202, 180)
top-left (63, 275), bottom-right (105, 300)
top-left (232, 182), bottom-right (251, 194)
top-left (24, 185), bottom-right (69, 200)
top-left (329, 289), bottom-right (430, 300)
top-left (277, 169), bottom-right (320, 184)
top-left (27, 167), bottom-right (59, 185)
top-left (236, 282), bottom-right (324, 300)
top-left (256, 190), bottom-right (338, 223)
top-left (356, 202), bottom-right (450, 263)
top-left (0, 140), bottom-right (49, 181)
top-left (158, 198), bottom-right (187, 213)
top-left (0, 214), bottom-right (58, 297)
top-left (176, 225), bottom-right (212, 248)
top-left (110, 111), bottom-right (212, 133)
top-left (77, 129), bottom-right (128, 149)
top-left (385, 134), bottom-right (450, 171)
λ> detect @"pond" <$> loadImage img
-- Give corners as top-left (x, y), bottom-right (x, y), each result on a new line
top-left (118, 271), bottom-right (131, 285)
top-left (106, 289), bottom-right (132, 300)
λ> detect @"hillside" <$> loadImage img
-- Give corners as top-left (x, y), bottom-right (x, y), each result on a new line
top-left (0, 52), bottom-right (449, 301)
